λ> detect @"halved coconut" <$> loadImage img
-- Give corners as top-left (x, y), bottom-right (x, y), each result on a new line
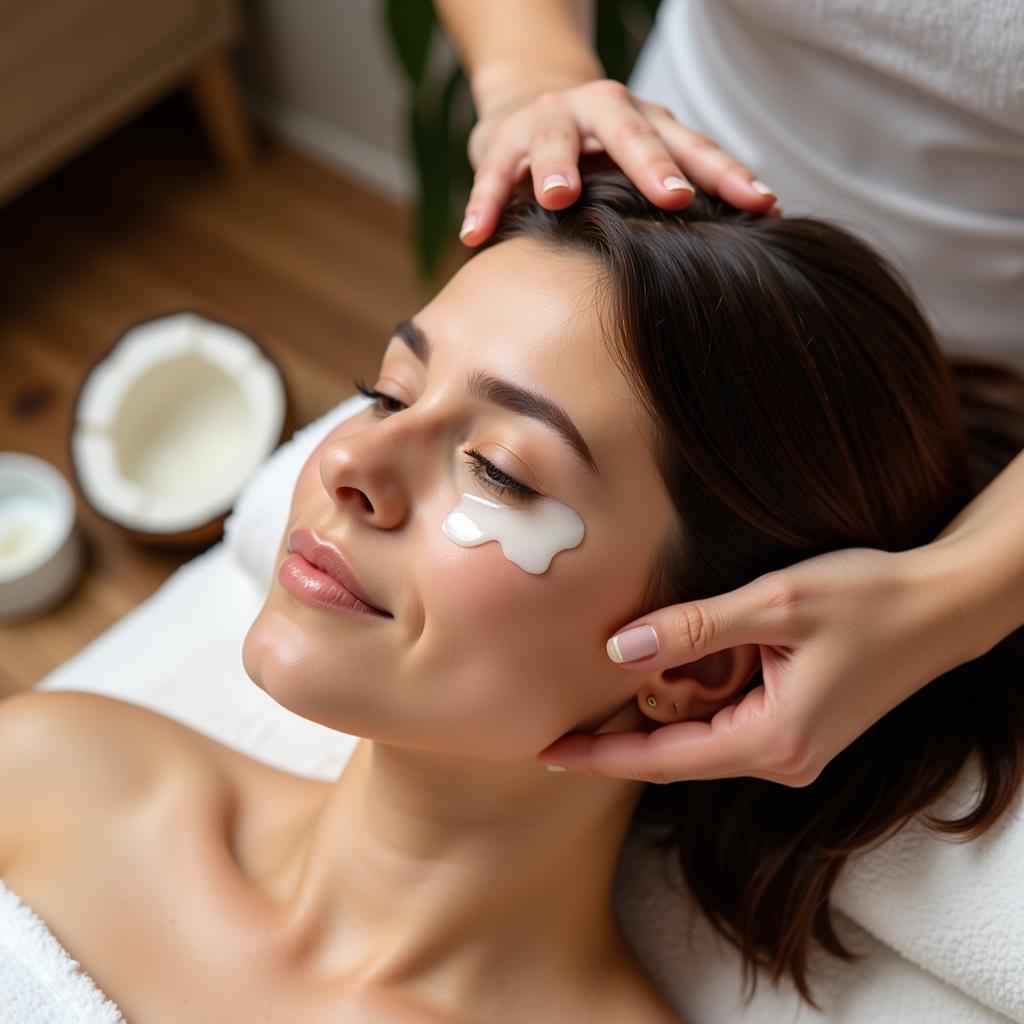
top-left (68, 311), bottom-right (294, 548)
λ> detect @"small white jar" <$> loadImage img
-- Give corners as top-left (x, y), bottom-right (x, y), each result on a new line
top-left (0, 452), bottom-right (84, 620)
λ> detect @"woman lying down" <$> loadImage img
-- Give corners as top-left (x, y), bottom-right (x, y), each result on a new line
top-left (1, 168), bottom-right (1023, 1024)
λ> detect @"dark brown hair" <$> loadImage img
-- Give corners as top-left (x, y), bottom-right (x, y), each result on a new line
top-left (473, 167), bottom-right (1024, 1007)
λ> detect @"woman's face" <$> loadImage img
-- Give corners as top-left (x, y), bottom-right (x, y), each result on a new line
top-left (243, 236), bottom-right (677, 760)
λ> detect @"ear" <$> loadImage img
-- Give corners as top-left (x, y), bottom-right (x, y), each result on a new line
top-left (638, 644), bottom-right (761, 724)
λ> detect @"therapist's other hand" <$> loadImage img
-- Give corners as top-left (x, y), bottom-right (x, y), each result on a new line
top-left (538, 544), bottom-right (976, 786)
top-left (459, 76), bottom-right (777, 246)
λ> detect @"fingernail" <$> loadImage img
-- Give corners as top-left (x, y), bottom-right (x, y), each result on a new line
top-left (459, 212), bottom-right (478, 239)
top-left (542, 173), bottom-right (570, 193)
top-left (662, 175), bottom-right (695, 194)
top-left (546, 764), bottom-right (567, 773)
top-left (750, 180), bottom-right (776, 198)
top-left (606, 624), bottom-right (659, 663)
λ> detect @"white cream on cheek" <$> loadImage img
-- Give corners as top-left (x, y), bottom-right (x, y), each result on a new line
top-left (441, 492), bottom-right (585, 574)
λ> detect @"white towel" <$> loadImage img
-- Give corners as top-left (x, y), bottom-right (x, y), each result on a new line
top-left (32, 394), bottom-right (1024, 1022)
top-left (0, 879), bottom-right (126, 1024)
top-left (222, 391), bottom-right (373, 593)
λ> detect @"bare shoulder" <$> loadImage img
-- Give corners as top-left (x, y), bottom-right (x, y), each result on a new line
top-left (0, 690), bottom-right (228, 872)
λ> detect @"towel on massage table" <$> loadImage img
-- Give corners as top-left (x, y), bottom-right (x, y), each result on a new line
top-left (0, 878), bottom-right (126, 1024)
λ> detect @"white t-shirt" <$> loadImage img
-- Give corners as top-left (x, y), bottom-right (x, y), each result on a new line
top-left (627, 0), bottom-right (1024, 366)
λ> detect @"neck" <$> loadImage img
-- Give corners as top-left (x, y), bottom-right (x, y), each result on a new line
top-left (265, 736), bottom-right (645, 1007)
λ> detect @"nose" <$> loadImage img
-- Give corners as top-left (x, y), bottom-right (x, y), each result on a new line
top-left (318, 417), bottom-right (413, 529)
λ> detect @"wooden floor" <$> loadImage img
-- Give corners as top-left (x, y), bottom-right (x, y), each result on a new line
top-left (0, 92), bottom-right (468, 696)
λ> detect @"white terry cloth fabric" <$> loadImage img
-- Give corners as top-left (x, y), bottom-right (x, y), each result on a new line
top-left (33, 394), bottom-right (1024, 1022)
top-left (627, 0), bottom-right (1024, 368)
top-left (0, 879), bottom-right (126, 1024)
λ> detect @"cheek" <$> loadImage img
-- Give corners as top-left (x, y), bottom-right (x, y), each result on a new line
top-left (416, 506), bottom-right (585, 649)
top-left (411, 503), bottom-right (640, 703)
top-left (406, 519), bottom-right (648, 758)
top-left (405, 534), bottom-right (587, 755)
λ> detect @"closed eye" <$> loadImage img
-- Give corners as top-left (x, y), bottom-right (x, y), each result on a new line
top-left (354, 378), bottom-right (407, 415)
top-left (351, 378), bottom-right (539, 504)
top-left (463, 448), bottom-right (538, 503)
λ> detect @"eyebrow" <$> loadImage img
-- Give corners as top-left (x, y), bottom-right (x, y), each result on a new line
top-left (390, 318), bottom-right (599, 476)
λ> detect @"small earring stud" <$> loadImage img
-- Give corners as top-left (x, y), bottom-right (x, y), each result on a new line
top-left (646, 695), bottom-right (658, 709)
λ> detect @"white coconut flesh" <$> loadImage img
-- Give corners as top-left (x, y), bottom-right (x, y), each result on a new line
top-left (71, 312), bottom-right (286, 535)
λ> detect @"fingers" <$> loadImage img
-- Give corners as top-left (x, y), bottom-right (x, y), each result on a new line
top-left (537, 689), bottom-right (778, 783)
top-left (460, 82), bottom-right (698, 247)
top-left (460, 98), bottom-right (591, 248)
top-left (606, 572), bottom-right (801, 671)
top-left (525, 102), bottom-right (583, 210)
top-left (460, 122), bottom-right (532, 246)
top-left (643, 109), bottom-right (777, 212)
top-left (574, 81), bottom-right (698, 209)
top-left (458, 80), bottom-right (779, 249)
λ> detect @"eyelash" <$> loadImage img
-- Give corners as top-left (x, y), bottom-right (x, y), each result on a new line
top-left (352, 377), bottom-right (539, 503)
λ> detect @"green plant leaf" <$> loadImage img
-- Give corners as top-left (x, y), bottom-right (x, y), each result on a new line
top-left (596, 0), bottom-right (630, 83)
top-left (383, 0), bottom-right (436, 87)
top-left (436, 62), bottom-right (471, 271)
top-left (410, 98), bottom-right (446, 283)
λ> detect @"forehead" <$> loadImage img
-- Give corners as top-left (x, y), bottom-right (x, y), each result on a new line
top-left (409, 236), bottom-right (641, 436)
top-left (392, 236), bottom-right (670, 531)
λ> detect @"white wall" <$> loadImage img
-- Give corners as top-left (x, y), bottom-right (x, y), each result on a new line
top-left (239, 0), bottom-right (443, 203)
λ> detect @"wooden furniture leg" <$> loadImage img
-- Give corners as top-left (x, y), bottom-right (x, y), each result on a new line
top-left (188, 50), bottom-right (255, 170)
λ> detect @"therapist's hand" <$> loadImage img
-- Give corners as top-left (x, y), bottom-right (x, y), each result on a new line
top-left (537, 542), bottom-right (986, 786)
top-left (458, 75), bottom-right (778, 247)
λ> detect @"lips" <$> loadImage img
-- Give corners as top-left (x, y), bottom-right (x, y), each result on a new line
top-left (286, 528), bottom-right (391, 616)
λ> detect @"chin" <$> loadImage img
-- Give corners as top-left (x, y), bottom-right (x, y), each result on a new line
top-left (240, 610), bottom-right (572, 762)
top-left (239, 608), bottom-right (385, 740)
top-left (240, 607), bottom-right (334, 709)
